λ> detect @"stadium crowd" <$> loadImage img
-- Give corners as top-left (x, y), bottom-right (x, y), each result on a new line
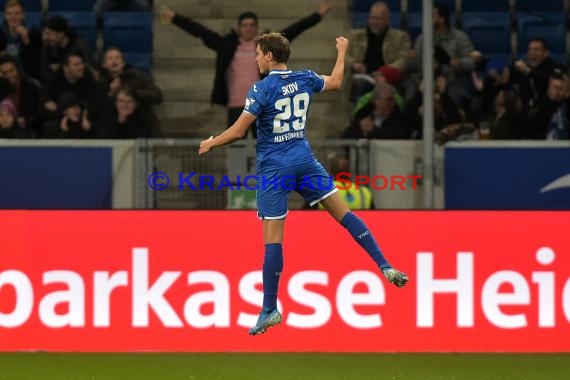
top-left (0, 0), bottom-right (568, 142)
top-left (341, 1), bottom-right (570, 142)
top-left (0, 0), bottom-right (161, 139)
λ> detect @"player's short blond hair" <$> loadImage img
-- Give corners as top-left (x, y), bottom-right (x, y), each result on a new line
top-left (257, 33), bottom-right (290, 64)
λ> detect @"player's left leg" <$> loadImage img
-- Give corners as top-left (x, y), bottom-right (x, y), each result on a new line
top-left (296, 158), bottom-right (407, 288)
top-left (298, 161), bottom-right (404, 282)
top-left (320, 193), bottom-right (408, 288)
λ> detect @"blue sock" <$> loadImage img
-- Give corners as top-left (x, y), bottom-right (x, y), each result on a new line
top-left (341, 212), bottom-right (391, 270)
top-left (262, 243), bottom-right (283, 312)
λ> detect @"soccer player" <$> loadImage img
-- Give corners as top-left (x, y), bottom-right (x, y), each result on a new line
top-left (198, 33), bottom-right (408, 336)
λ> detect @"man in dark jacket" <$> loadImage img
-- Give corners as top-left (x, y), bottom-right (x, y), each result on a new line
top-left (40, 15), bottom-right (97, 84)
top-left (525, 70), bottom-right (568, 139)
top-left (503, 37), bottom-right (566, 108)
top-left (41, 52), bottom-right (104, 131)
top-left (161, 1), bottom-right (332, 137)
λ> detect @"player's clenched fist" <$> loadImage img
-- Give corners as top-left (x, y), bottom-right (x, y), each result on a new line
top-left (335, 36), bottom-right (349, 52)
top-left (198, 136), bottom-right (214, 155)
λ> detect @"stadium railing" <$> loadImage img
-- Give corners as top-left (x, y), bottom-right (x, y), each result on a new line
top-left (2, 139), bottom-right (568, 210)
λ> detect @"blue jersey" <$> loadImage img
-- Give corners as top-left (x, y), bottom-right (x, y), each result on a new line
top-left (243, 69), bottom-right (325, 173)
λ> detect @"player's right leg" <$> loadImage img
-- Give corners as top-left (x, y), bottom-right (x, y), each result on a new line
top-left (249, 219), bottom-right (284, 335)
top-left (249, 170), bottom-right (290, 335)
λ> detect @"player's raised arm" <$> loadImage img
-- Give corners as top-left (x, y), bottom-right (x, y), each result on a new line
top-left (198, 112), bottom-right (257, 155)
top-left (322, 36), bottom-right (349, 91)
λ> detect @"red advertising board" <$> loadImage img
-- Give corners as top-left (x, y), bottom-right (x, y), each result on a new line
top-left (1, 211), bottom-right (569, 352)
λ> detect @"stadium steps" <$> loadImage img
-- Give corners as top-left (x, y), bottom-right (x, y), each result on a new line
top-left (157, 99), bottom-right (346, 139)
top-left (154, 58), bottom-right (343, 102)
top-left (153, 18), bottom-right (348, 59)
top-left (161, 0), bottom-right (347, 19)
top-left (152, 0), bottom-right (352, 139)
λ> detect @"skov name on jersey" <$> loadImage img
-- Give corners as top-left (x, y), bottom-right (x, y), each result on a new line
top-left (282, 82), bottom-right (299, 96)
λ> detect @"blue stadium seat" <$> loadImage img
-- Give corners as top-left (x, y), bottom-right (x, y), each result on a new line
top-left (404, 12), bottom-right (422, 42)
top-left (516, 0), bottom-right (564, 12)
top-left (353, 0), bottom-right (401, 13)
top-left (24, 11), bottom-right (42, 29)
top-left (48, 0), bottom-right (95, 12)
top-left (352, 11), bottom-right (401, 29)
top-left (49, 12), bottom-right (97, 52)
top-left (0, 0), bottom-right (41, 11)
top-left (461, 0), bottom-right (509, 12)
top-left (408, 0), bottom-right (455, 12)
top-left (122, 52), bottom-right (152, 72)
top-left (0, 11), bottom-right (42, 29)
top-left (517, 13), bottom-right (566, 54)
top-left (103, 12), bottom-right (153, 53)
top-left (550, 53), bottom-right (567, 65)
top-left (406, 12), bottom-right (457, 42)
top-left (352, 12), bottom-right (366, 28)
top-left (485, 54), bottom-right (512, 71)
top-left (462, 12), bottom-right (511, 56)
top-left (390, 11), bottom-right (401, 28)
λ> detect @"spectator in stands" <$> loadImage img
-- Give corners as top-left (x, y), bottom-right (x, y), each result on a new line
top-left (404, 70), bottom-right (470, 142)
top-left (0, 98), bottom-right (27, 138)
top-left (545, 73), bottom-right (570, 140)
top-left (99, 46), bottom-right (162, 130)
top-left (342, 107), bottom-right (379, 139)
top-left (344, 1), bottom-right (411, 107)
top-left (405, 71), bottom-right (464, 131)
top-left (502, 37), bottom-right (566, 109)
top-left (411, 2), bottom-right (478, 108)
top-left (342, 83), bottom-right (410, 139)
top-left (0, 0), bottom-right (42, 80)
top-left (42, 52), bottom-right (102, 129)
top-left (101, 46), bottom-right (162, 106)
top-left (0, 55), bottom-right (42, 136)
top-left (94, 0), bottom-right (151, 19)
top-left (304, 153), bottom-right (375, 210)
top-left (488, 87), bottom-right (526, 139)
top-left (43, 91), bottom-right (94, 138)
top-left (322, 154), bottom-right (374, 210)
top-left (352, 66), bottom-right (405, 119)
top-left (160, 0), bottom-right (333, 137)
top-left (465, 61), bottom-right (505, 128)
top-left (525, 69), bottom-right (568, 139)
top-left (40, 15), bottom-right (97, 84)
top-left (97, 86), bottom-right (154, 138)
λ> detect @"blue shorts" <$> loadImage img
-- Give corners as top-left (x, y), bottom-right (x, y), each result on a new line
top-left (256, 159), bottom-right (337, 219)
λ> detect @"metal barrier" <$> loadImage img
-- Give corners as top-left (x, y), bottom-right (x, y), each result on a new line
top-left (137, 139), bottom-right (371, 210)
top-left (2, 139), bottom-right (568, 209)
